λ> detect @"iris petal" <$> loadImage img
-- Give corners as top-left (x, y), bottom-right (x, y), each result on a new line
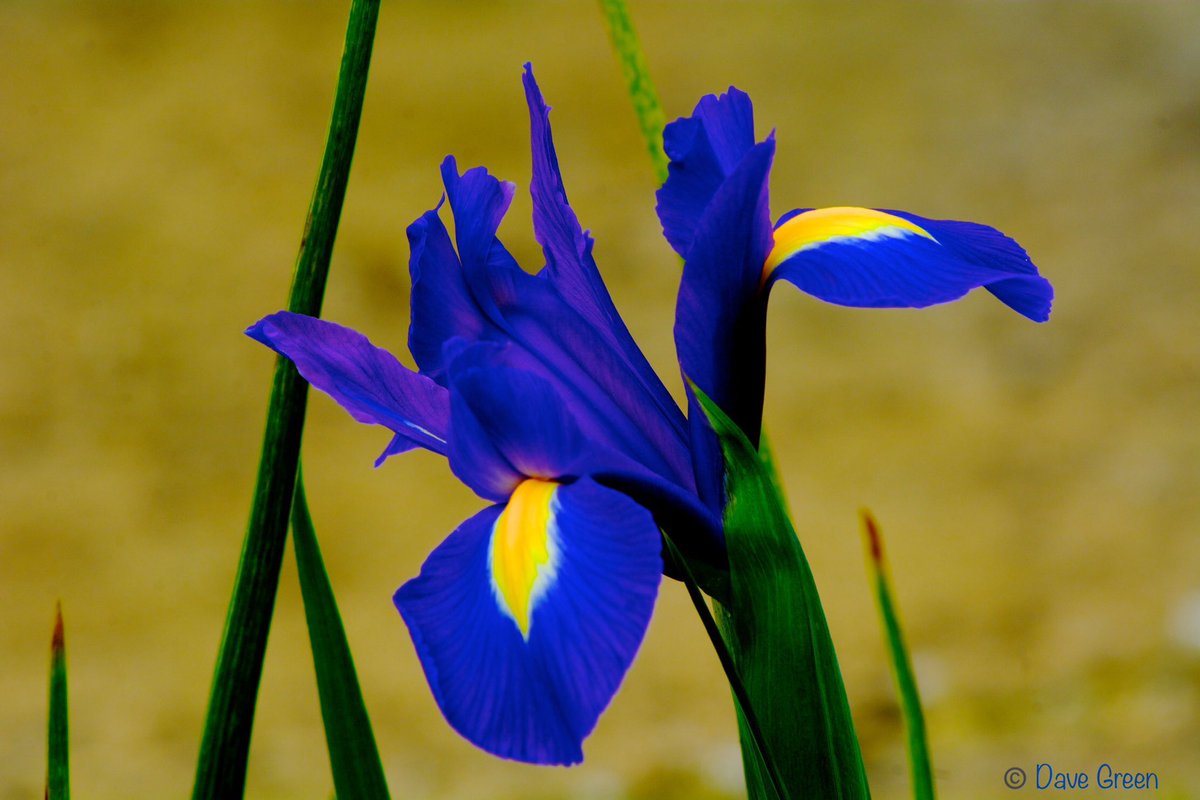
top-left (522, 64), bottom-right (685, 449)
top-left (393, 477), bottom-right (662, 765)
top-left (446, 354), bottom-right (585, 502)
top-left (440, 157), bottom-right (531, 330)
top-left (424, 158), bottom-right (695, 492)
top-left (673, 139), bottom-right (776, 486)
top-left (445, 348), bottom-right (724, 577)
top-left (407, 202), bottom-right (488, 383)
top-left (657, 88), bottom-right (758, 258)
top-left (523, 63), bottom-right (602, 316)
top-left (496, 281), bottom-right (693, 487)
top-left (767, 208), bottom-right (1054, 322)
top-left (245, 312), bottom-right (449, 460)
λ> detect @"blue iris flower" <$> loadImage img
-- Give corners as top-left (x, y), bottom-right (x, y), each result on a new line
top-left (247, 66), bottom-right (722, 765)
top-left (248, 68), bottom-right (1054, 768)
top-left (656, 89), bottom-right (1054, 503)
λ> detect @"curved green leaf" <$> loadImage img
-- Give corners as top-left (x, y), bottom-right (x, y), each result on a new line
top-left (694, 384), bottom-right (870, 800)
top-left (292, 469), bottom-right (391, 800)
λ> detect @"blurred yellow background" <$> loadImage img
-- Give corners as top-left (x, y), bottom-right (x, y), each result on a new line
top-left (3, 1), bottom-right (1198, 797)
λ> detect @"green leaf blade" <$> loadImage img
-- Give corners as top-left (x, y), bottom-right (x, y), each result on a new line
top-left (662, 535), bottom-right (787, 800)
top-left (191, 1), bottom-right (381, 797)
top-left (693, 386), bottom-right (870, 800)
top-left (862, 511), bottom-right (935, 800)
top-left (292, 471), bottom-right (391, 800)
top-left (47, 603), bottom-right (69, 800)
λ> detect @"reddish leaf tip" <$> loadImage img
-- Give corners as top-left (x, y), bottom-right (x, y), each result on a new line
top-left (861, 509), bottom-right (884, 566)
top-left (52, 602), bottom-right (64, 655)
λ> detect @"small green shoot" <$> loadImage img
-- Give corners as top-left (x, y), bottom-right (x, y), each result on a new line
top-left (862, 511), bottom-right (935, 800)
top-left (47, 603), bottom-right (69, 800)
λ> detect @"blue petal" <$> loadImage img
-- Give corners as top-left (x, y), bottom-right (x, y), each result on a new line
top-left (407, 202), bottom-right (488, 383)
top-left (672, 139), bottom-right (776, 501)
top-left (657, 87), bottom-right (757, 258)
top-left (446, 353), bottom-right (585, 502)
top-left (440, 157), bottom-right (532, 330)
top-left (407, 129), bottom-right (696, 498)
top-left (523, 63), bottom-right (598, 307)
top-left (492, 279), bottom-right (695, 489)
top-left (518, 68), bottom-right (691, 491)
top-left (897, 213), bottom-right (1054, 322)
top-left (767, 208), bottom-right (1054, 322)
top-left (406, 158), bottom-right (531, 383)
top-left (393, 477), bottom-right (662, 765)
top-left (444, 348), bottom-right (725, 565)
top-left (522, 64), bottom-right (682, 436)
top-left (245, 312), bottom-right (449, 460)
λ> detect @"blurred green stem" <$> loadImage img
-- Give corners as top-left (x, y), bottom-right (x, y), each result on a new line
top-left (599, 0), bottom-right (669, 185)
top-left (191, 1), bottom-right (380, 797)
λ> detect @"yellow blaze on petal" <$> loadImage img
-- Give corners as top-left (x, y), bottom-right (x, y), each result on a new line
top-left (762, 207), bottom-right (936, 281)
top-left (490, 478), bottom-right (561, 638)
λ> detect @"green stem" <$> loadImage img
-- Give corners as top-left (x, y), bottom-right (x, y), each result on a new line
top-left (191, 2), bottom-right (380, 797)
top-left (598, 0), bottom-right (670, 185)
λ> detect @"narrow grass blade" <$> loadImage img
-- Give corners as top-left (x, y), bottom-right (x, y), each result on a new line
top-left (862, 511), bottom-right (935, 800)
top-left (598, 0), bottom-right (669, 185)
top-left (192, 1), bottom-right (381, 797)
top-left (693, 385), bottom-right (870, 800)
top-left (292, 468), bottom-right (391, 800)
top-left (46, 603), bottom-right (69, 800)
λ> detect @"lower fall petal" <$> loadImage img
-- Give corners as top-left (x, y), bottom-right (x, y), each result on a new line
top-left (393, 477), bottom-right (663, 765)
top-left (246, 311), bottom-right (450, 459)
top-left (766, 207), bottom-right (1053, 322)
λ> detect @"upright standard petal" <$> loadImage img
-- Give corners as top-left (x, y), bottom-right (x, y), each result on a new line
top-left (440, 156), bottom-right (531, 330)
top-left (672, 140), bottom-right (776, 506)
top-left (246, 311), bottom-right (449, 459)
top-left (523, 63), bottom-right (600, 309)
top-left (393, 477), bottom-right (663, 765)
top-left (673, 139), bottom-right (775, 431)
top-left (407, 203), bottom-right (487, 383)
top-left (409, 151), bottom-right (695, 493)
top-left (657, 88), bottom-right (758, 258)
top-left (523, 64), bottom-right (696, 490)
top-left (522, 64), bottom-right (682, 436)
top-left (765, 207), bottom-right (1054, 322)
top-left (658, 87), bottom-right (777, 470)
